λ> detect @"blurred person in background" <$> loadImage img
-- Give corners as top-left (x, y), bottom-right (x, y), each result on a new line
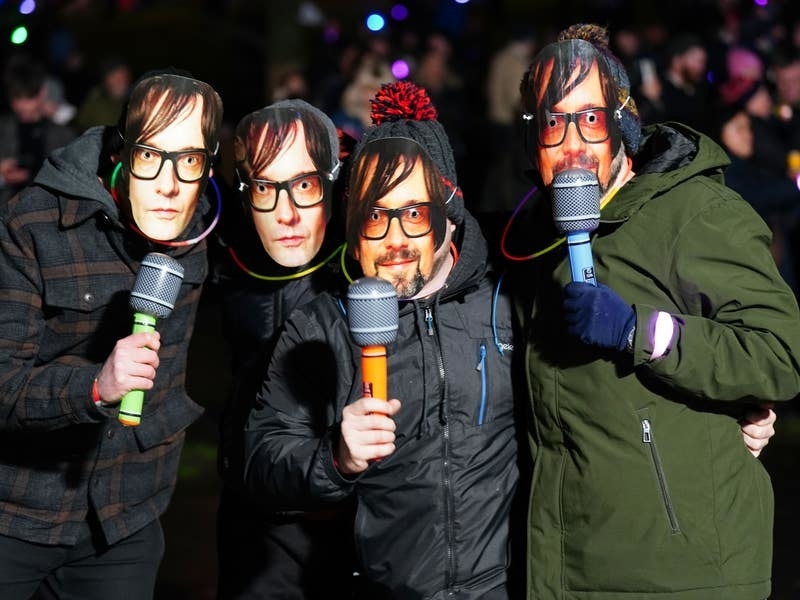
top-left (711, 97), bottom-right (800, 297)
top-left (478, 26), bottom-right (537, 241)
top-left (718, 46), bottom-right (790, 176)
top-left (331, 34), bottom-right (396, 140)
top-left (0, 53), bottom-right (76, 203)
top-left (658, 33), bottom-right (712, 133)
top-left (42, 76), bottom-right (77, 127)
top-left (772, 53), bottom-right (800, 155)
top-left (610, 23), bottom-right (664, 125)
top-left (74, 57), bottom-right (133, 132)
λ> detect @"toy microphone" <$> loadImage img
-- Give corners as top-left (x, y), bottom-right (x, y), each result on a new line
top-left (346, 277), bottom-right (399, 401)
top-left (551, 168), bottom-right (601, 285)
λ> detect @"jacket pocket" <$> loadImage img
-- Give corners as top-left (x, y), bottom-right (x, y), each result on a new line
top-left (640, 414), bottom-right (681, 534)
top-left (44, 271), bottom-right (125, 313)
top-left (132, 391), bottom-right (203, 451)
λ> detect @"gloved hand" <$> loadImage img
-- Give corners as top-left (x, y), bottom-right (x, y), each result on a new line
top-left (563, 282), bottom-right (635, 351)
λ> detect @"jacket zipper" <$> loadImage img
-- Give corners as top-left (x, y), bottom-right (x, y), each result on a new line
top-left (641, 419), bottom-right (681, 534)
top-left (425, 303), bottom-right (457, 589)
top-left (476, 344), bottom-right (487, 425)
top-left (424, 306), bottom-right (434, 336)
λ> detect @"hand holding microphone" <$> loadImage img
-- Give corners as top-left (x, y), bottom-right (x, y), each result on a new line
top-left (552, 169), bottom-right (635, 351)
top-left (115, 253), bottom-right (184, 426)
top-left (336, 277), bottom-right (400, 474)
top-left (95, 332), bottom-right (161, 407)
top-left (563, 282), bottom-right (635, 351)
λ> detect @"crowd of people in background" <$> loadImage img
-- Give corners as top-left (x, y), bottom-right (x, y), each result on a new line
top-left (8, 1), bottom-right (800, 294)
top-left (0, 2), bottom-right (800, 262)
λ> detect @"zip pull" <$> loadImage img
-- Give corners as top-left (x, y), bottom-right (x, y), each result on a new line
top-left (642, 419), bottom-right (652, 443)
top-left (424, 306), bottom-right (434, 336)
top-left (476, 344), bottom-right (486, 371)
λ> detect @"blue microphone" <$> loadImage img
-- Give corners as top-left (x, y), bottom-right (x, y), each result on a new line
top-left (551, 168), bottom-right (601, 285)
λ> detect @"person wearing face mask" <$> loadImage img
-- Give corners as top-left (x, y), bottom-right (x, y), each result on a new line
top-left (244, 81), bottom-right (522, 600)
top-left (213, 99), bottom-right (357, 599)
top-left (0, 70), bottom-right (223, 599)
top-left (510, 23), bottom-right (800, 600)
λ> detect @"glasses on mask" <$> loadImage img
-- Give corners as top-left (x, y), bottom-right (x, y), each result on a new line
top-left (241, 172), bottom-right (326, 212)
top-left (127, 143), bottom-right (212, 183)
top-left (530, 107), bottom-right (612, 148)
top-left (361, 202), bottom-right (441, 240)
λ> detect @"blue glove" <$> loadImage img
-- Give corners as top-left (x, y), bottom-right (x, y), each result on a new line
top-left (563, 282), bottom-right (635, 351)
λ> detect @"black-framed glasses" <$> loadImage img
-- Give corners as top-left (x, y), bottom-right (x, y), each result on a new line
top-left (127, 143), bottom-right (212, 183)
top-left (527, 107), bottom-right (612, 148)
top-left (242, 172), bottom-right (327, 212)
top-left (361, 202), bottom-right (441, 240)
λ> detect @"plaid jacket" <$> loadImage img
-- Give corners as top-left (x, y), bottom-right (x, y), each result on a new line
top-left (0, 127), bottom-right (207, 545)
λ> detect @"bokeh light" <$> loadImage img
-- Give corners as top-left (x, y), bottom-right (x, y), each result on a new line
top-left (391, 59), bottom-right (410, 79)
top-left (391, 4), bottom-right (409, 21)
top-left (366, 13), bottom-right (386, 32)
top-left (10, 25), bottom-right (28, 44)
top-left (19, 0), bottom-right (36, 14)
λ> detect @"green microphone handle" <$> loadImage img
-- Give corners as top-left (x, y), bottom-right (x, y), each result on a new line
top-left (118, 312), bottom-right (157, 427)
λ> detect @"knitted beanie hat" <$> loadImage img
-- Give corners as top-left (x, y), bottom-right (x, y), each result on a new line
top-left (351, 81), bottom-right (465, 224)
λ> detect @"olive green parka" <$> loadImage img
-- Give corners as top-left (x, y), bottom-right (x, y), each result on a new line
top-left (515, 122), bottom-right (800, 600)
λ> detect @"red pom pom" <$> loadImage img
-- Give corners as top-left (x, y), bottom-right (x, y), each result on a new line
top-left (370, 81), bottom-right (438, 125)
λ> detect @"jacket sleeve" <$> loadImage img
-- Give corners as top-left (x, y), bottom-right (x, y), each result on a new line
top-left (632, 193), bottom-right (800, 402)
top-left (0, 208), bottom-right (105, 431)
top-left (244, 304), bottom-right (358, 508)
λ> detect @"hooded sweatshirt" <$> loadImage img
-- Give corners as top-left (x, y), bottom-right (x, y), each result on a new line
top-left (0, 126), bottom-right (210, 546)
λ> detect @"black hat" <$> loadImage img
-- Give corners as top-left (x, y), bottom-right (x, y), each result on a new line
top-left (352, 81), bottom-right (464, 224)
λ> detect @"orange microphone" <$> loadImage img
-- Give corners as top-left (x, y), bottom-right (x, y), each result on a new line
top-left (347, 277), bottom-right (398, 401)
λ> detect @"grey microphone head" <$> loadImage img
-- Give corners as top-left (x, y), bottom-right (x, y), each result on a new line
top-left (129, 253), bottom-right (185, 319)
top-left (347, 277), bottom-right (399, 347)
top-left (551, 168), bottom-right (601, 234)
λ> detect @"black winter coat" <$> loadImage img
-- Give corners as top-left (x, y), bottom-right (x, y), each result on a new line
top-left (245, 212), bottom-right (519, 599)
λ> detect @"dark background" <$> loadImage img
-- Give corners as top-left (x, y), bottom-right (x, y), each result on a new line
top-left (2, 1), bottom-right (799, 598)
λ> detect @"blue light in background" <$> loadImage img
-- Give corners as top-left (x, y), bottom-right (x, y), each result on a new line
top-left (391, 4), bottom-right (409, 21)
top-left (19, 0), bottom-right (36, 15)
top-left (366, 13), bottom-right (386, 32)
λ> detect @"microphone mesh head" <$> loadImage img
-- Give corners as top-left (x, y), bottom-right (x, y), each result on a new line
top-left (129, 253), bottom-right (185, 319)
top-left (347, 277), bottom-right (399, 347)
top-left (551, 168), bottom-right (601, 234)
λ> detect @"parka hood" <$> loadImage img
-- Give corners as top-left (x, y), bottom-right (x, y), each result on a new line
top-left (602, 122), bottom-right (732, 221)
top-left (33, 126), bottom-right (115, 220)
top-left (442, 207), bottom-right (489, 299)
